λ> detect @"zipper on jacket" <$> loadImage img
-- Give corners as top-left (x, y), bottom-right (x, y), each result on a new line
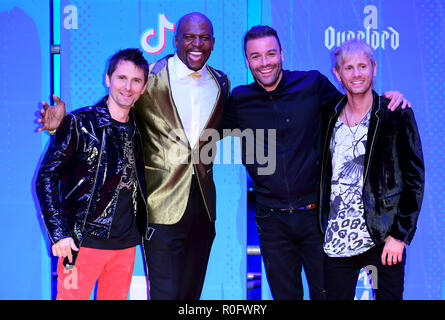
top-left (133, 159), bottom-right (151, 239)
top-left (82, 129), bottom-right (106, 231)
top-left (64, 178), bottom-right (85, 200)
top-left (129, 124), bottom-right (151, 239)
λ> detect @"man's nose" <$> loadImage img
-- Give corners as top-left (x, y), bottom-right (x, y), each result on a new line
top-left (192, 36), bottom-right (202, 47)
top-left (261, 55), bottom-right (269, 66)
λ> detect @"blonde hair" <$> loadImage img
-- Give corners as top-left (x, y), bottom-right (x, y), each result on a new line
top-left (332, 38), bottom-right (376, 71)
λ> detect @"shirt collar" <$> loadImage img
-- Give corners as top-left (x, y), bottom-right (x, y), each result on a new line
top-left (172, 53), bottom-right (208, 80)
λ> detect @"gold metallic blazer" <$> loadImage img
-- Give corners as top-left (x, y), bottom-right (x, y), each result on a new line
top-left (134, 55), bottom-right (230, 225)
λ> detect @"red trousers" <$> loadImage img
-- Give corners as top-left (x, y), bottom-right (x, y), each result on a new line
top-left (56, 246), bottom-right (136, 300)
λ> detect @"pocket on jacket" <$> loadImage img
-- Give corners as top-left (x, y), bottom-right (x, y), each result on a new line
top-left (379, 191), bottom-right (401, 209)
top-left (144, 164), bottom-right (170, 172)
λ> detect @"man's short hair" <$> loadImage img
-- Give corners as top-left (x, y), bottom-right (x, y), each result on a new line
top-left (243, 25), bottom-right (282, 57)
top-left (332, 38), bottom-right (376, 71)
top-left (107, 48), bottom-right (149, 84)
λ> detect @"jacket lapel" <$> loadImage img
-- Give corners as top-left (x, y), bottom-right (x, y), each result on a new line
top-left (363, 91), bottom-right (381, 183)
top-left (152, 54), bottom-right (185, 130)
top-left (151, 56), bottom-right (228, 151)
top-left (324, 96), bottom-right (346, 152)
top-left (193, 65), bottom-right (228, 151)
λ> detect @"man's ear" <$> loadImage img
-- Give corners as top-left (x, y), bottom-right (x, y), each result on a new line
top-left (373, 61), bottom-right (378, 77)
top-left (105, 74), bottom-right (110, 88)
top-left (333, 68), bottom-right (341, 83)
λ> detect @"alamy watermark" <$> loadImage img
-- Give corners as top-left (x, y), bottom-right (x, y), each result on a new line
top-left (166, 128), bottom-right (277, 176)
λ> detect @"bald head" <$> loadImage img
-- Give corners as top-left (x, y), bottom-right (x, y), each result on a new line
top-left (175, 12), bottom-right (214, 40)
top-left (174, 12), bottom-right (215, 71)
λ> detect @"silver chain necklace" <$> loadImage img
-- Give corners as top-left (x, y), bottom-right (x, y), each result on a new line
top-left (344, 106), bottom-right (371, 138)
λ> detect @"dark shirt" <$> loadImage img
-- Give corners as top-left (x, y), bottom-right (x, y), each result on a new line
top-left (224, 69), bottom-right (342, 209)
top-left (82, 118), bottom-right (141, 250)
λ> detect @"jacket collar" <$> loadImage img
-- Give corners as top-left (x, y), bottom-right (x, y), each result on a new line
top-left (171, 53), bottom-right (211, 80)
top-left (148, 54), bottom-right (228, 150)
top-left (94, 96), bottom-right (137, 130)
top-left (151, 54), bottom-right (220, 80)
top-left (332, 89), bottom-right (381, 116)
top-left (370, 90), bottom-right (382, 114)
top-left (94, 97), bottom-right (112, 128)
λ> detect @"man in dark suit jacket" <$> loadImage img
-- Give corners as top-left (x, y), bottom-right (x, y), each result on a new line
top-left (319, 38), bottom-right (424, 300)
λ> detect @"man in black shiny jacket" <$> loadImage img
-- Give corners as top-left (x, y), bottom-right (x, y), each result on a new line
top-left (35, 49), bottom-right (151, 300)
top-left (319, 39), bottom-right (424, 299)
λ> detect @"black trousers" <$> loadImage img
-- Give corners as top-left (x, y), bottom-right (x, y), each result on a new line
top-left (324, 243), bottom-right (406, 300)
top-left (143, 175), bottom-right (215, 300)
top-left (255, 203), bottom-right (326, 300)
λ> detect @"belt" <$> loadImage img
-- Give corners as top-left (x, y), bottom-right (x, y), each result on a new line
top-left (275, 203), bottom-right (317, 213)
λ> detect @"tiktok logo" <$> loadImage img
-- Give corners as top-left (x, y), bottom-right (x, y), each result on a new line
top-left (141, 14), bottom-right (175, 54)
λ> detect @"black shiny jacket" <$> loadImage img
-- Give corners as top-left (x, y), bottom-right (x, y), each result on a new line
top-left (36, 97), bottom-right (150, 245)
top-left (319, 91), bottom-right (425, 245)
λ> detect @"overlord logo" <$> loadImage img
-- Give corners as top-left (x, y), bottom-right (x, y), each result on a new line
top-left (141, 14), bottom-right (175, 54)
top-left (324, 5), bottom-right (399, 50)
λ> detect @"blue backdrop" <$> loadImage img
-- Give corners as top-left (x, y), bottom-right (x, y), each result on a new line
top-left (0, 0), bottom-right (443, 300)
